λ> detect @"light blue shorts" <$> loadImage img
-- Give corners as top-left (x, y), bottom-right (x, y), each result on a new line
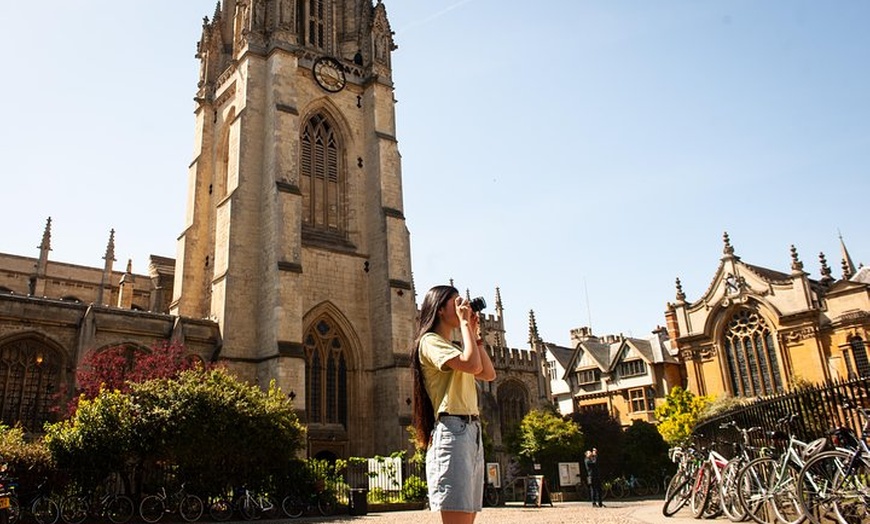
top-left (425, 415), bottom-right (484, 513)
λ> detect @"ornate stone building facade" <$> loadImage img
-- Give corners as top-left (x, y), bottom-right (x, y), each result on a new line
top-left (171, 0), bottom-right (416, 459)
top-left (0, 1), bottom-right (550, 462)
top-left (666, 233), bottom-right (870, 398)
top-left (0, 221), bottom-right (219, 434)
top-left (540, 321), bottom-right (684, 427)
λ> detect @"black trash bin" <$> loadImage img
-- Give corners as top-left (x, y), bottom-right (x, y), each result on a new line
top-left (348, 488), bottom-right (368, 516)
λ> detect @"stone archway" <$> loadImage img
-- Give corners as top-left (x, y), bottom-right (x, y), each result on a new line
top-left (0, 336), bottom-right (63, 432)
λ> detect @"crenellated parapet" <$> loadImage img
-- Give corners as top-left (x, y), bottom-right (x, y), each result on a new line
top-left (487, 345), bottom-right (539, 370)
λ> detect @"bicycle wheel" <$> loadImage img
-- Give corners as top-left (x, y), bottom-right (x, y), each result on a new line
top-left (139, 495), bottom-right (165, 523)
top-left (609, 480), bottom-right (626, 499)
top-left (665, 470), bottom-right (690, 502)
top-left (798, 450), bottom-right (868, 524)
top-left (258, 495), bottom-right (278, 520)
top-left (691, 462), bottom-right (713, 518)
top-left (634, 478), bottom-right (650, 497)
top-left (208, 498), bottom-right (233, 522)
top-left (738, 456), bottom-right (778, 524)
top-left (484, 486), bottom-right (499, 507)
top-left (830, 454), bottom-right (869, 524)
top-left (236, 495), bottom-right (259, 521)
top-left (720, 458), bottom-right (749, 522)
top-left (106, 495), bottom-right (135, 524)
top-left (647, 477), bottom-right (661, 496)
top-left (317, 494), bottom-right (335, 516)
top-left (8, 495), bottom-right (20, 524)
top-left (60, 495), bottom-right (88, 524)
top-left (178, 494), bottom-right (204, 522)
top-left (662, 477), bottom-right (692, 517)
top-left (281, 495), bottom-right (304, 518)
top-left (704, 476), bottom-right (724, 519)
top-left (769, 461), bottom-right (805, 524)
top-left (31, 495), bottom-right (60, 524)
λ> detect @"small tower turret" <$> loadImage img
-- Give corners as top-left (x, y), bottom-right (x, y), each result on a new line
top-left (30, 217), bottom-right (53, 296)
top-left (118, 259), bottom-right (136, 309)
top-left (839, 231), bottom-right (857, 278)
top-left (819, 252), bottom-right (834, 286)
top-left (97, 229), bottom-right (116, 306)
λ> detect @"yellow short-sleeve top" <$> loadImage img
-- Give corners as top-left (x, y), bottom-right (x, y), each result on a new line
top-left (418, 332), bottom-right (479, 416)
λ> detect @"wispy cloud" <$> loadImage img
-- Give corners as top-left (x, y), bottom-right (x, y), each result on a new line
top-left (397, 0), bottom-right (477, 33)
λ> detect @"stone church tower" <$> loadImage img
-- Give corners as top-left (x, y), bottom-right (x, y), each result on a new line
top-left (171, 0), bottom-right (416, 458)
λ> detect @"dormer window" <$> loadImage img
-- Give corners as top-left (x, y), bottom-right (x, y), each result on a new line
top-left (618, 359), bottom-right (647, 378)
top-left (576, 368), bottom-right (600, 385)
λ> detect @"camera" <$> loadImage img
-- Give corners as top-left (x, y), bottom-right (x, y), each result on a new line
top-left (469, 296), bottom-right (487, 313)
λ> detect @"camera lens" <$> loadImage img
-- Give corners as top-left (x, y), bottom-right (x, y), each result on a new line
top-left (470, 297), bottom-right (487, 313)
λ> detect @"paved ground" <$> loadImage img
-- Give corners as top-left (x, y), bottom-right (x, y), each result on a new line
top-left (264, 498), bottom-right (698, 524)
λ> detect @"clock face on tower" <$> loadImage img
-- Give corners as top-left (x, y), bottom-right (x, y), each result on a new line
top-left (313, 56), bottom-right (347, 93)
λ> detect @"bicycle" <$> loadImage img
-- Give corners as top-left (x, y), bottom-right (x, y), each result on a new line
top-left (662, 445), bottom-right (702, 517)
top-left (60, 489), bottom-right (135, 524)
top-left (606, 475), bottom-right (650, 499)
top-left (797, 402), bottom-right (870, 524)
top-left (736, 414), bottom-right (826, 524)
top-left (139, 484), bottom-right (204, 523)
top-left (10, 477), bottom-right (60, 524)
top-left (233, 486), bottom-right (278, 521)
top-left (205, 493), bottom-right (234, 522)
top-left (717, 421), bottom-right (765, 523)
top-left (281, 489), bottom-right (336, 518)
top-left (483, 482), bottom-right (501, 507)
top-left (690, 444), bottom-right (729, 519)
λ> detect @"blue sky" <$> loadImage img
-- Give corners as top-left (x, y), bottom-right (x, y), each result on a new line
top-left (2, 1), bottom-right (868, 348)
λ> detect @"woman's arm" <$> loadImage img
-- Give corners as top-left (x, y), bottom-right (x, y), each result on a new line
top-left (444, 297), bottom-right (483, 375)
top-left (475, 337), bottom-right (496, 382)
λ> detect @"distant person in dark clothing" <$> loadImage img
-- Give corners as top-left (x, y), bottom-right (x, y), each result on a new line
top-left (585, 448), bottom-right (604, 507)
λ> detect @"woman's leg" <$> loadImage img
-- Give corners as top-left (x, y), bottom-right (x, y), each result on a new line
top-left (441, 510), bottom-right (476, 524)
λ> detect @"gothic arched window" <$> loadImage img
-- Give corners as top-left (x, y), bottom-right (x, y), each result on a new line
top-left (300, 114), bottom-right (343, 235)
top-left (722, 309), bottom-right (783, 397)
top-left (304, 317), bottom-right (348, 426)
top-left (498, 381), bottom-right (528, 436)
top-left (0, 339), bottom-right (61, 432)
top-left (847, 337), bottom-right (870, 378)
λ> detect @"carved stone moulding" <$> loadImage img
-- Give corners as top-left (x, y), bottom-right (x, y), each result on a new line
top-left (781, 326), bottom-right (816, 344)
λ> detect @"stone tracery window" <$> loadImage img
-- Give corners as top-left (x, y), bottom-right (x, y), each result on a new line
top-left (300, 114), bottom-right (344, 235)
top-left (0, 339), bottom-right (61, 432)
top-left (722, 309), bottom-right (783, 396)
top-left (498, 381), bottom-right (528, 435)
top-left (304, 317), bottom-right (348, 426)
top-left (848, 337), bottom-right (870, 378)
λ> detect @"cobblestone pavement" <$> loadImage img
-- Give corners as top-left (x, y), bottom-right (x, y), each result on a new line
top-left (262, 499), bottom-right (697, 524)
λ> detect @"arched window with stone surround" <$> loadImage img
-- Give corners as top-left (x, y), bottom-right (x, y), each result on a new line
top-left (300, 113), bottom-right (344, 236)
top-left (722, 309), bottom-right (783, 396)
top-left (847, 337), bottom-right (870, 378)
top-left (498, 381), bottom-right (528, 436)
top-left (0, 338), bottom-right (61, 432)
top-left (304, 316), bottom-right (348, 426)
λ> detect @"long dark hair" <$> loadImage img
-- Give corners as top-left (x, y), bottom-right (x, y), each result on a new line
top-left (410, 285), bottom-right (459, 448)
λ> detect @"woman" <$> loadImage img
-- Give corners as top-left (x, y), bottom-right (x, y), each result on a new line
top-left (410, 285), bottom-right (497, 524)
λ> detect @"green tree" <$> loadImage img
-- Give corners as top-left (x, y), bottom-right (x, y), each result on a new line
top-left (654, 386), bottom-right (712, 446)
top-left (570, 410), bottom-right (625, 479)
top-left (69, 340), bottom-right (205, 416)
top-left (508, 408), bottom-right (583, 486)
top-left (623, 420), bottom-right (670, 480)
top-left (46, 367), bottom-right (305, 494)
top-left (0, 424), bottom-right (54, 487)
